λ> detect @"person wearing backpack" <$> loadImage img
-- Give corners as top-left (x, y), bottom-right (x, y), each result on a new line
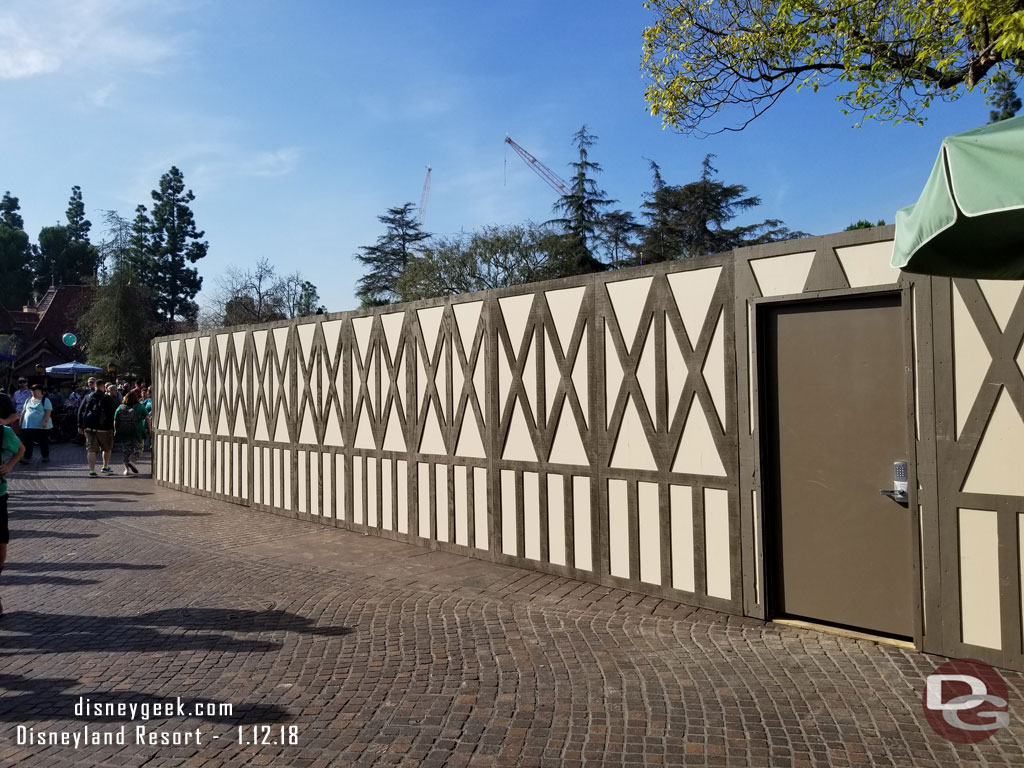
top-left (78, 379), bottom-right (116, 478)
top-left (113, 390), bottom-right (150, 476)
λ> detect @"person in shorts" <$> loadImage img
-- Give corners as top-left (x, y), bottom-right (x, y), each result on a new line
top-left (0, 420), bottom-right (25, 617)
top-left (78, 379), bottom-right (116, 477)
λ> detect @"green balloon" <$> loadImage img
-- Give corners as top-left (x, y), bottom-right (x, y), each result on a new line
top-left (62, 333), bottom-right (77, 347)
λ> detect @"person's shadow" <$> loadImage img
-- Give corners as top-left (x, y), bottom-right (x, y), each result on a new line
top-left (0, 607), bottom-right (354, 724)
top-left (0, 606), bottom-right (353, 657)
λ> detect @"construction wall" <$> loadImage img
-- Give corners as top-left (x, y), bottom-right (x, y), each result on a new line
top-left (152, 226), bottom-right (1024, 671)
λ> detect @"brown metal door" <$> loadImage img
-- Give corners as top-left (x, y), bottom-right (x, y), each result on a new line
top-left (763, 294), bottom-right (914, 638)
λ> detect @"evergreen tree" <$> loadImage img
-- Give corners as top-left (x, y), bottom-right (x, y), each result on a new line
top-left (987, 68), bottom-right (1022, 123)
top-left (31, 186), bottom-right (101, 292)
top-left (0, 192), bottom-right (33, 309)
top-left (845, 219), bottom-right (887, 231)
top-left (132, 167), bottom-right (208, 325)
top-left (355, 203), bottom-right (430, 306)
top-left (548, 125), bottom-right (612, 276)
top-left (599, 210), bottom-right (643, 269)
top-left (641, 156), bottom-right (806, 261)
top-left (66, 185), bottom-right (92, 242)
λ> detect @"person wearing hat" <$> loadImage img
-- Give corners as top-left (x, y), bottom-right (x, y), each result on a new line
top-left (19, 384), bottom-right (52, 465)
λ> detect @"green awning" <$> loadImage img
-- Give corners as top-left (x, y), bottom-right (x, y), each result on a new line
top-left (892, 114), bottom-right (1024, 279)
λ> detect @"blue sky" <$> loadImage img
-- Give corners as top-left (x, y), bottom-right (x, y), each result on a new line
top-left (0, 0), bottom-right (993, 312)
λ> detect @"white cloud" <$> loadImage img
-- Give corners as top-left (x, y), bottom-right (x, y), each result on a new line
top-left (0, 0), bottom-right (181, 81)
top-left (89, 82), bottom-right (117, 108)
top-left (244, 147), bottom-right (302, 178)
top-left (161, 144), bottom-right (304, 193)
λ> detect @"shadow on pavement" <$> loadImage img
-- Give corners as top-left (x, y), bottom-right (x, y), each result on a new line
top-left (0, 673), bottom-right (290, 723)
top-left (0, 607), bottom-right (353, 657)
top-left (14, 506), bottom-right (212, 520)
top-left (5, 563), bottom-right (165, 573)
top-left (13, 531), bottom-right (99, 540)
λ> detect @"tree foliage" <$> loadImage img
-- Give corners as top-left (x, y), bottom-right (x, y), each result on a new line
top-left (78, 234), bottom-right (158, 377)
top-left (31, 186), bottom-right (101, 293)
top-left (397, 224), bottom-right (555, 302)
top-left (845, 218), bottom-right (888, 230)
top-left (987, 67), bottom-right (1023, 121)
top-left (0, 192), bottom-right (33, 310)
top-left (210, 258), bottom-right (325, 326)
top-left (598, 210), bottom-right (643, 269)
top-left (131, 166), bottom-right (208, 325)
top-left (355, 203), bottom-right (430, 306)
top-left (641, 1), bottom-right (1024, 135)
top-left (641, 157), bottom-right (806, 261)
top-left (549, 125), bottom-right (612, 275)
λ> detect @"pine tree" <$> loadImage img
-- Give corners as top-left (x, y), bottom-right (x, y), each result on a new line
top-left (355, 203), bottom-right (430, 306)
top-left (641, 156), bottom-right (805, 261)
top-left (548, 125), bottom-right (612, 276)
top-left (987, 69), bottom-right (1022, 123)
top-left (31, 186), bottom-right (101, 292)
top-left (599, 210), bottom-right (643, 269)
top-left (66, 185), bottom-right (92, 242)
top-left (0, 192), bottom-right (33, 309)
top-left (132, 167), bottom-right (209, 325)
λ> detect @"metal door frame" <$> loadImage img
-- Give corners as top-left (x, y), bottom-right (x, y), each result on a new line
top-left (751, 284), bottom-right (923, 644)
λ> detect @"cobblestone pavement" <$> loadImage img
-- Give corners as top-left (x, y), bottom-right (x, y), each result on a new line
top-left (0, 444), bottom-right (1022, 767)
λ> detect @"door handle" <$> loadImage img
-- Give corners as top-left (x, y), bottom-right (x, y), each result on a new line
top-left (880, 460), bottom-right (909, 504)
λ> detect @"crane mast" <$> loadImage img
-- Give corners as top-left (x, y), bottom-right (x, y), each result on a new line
top-left (418, 166), bottom-right (431, 226)
top-left (504, 135), bottom-right (568, 195)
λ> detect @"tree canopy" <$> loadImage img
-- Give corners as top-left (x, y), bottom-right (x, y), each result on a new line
top-left (641, 157), bottom-right (806, 260)
top-left (131, 166), bottom-right (209, 325)
top-left (209, 258), bottom-right (326, 326)
top-left (641, 0), bottom-right (1024, 135)
top-left (548, 125), bottom-right (612, 275)
top-left (31, 186), bottom-right (101, 293)
top-left (397, 223), bottom-right (555, 302)
top-left (0, 192), bottom-right (32, 310)
top-left (355, 203), bottom-right (430, 306)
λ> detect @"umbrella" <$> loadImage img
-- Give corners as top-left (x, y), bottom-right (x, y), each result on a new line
top-left (45, 362), bottom-right (105, 376)
top-left (892, 114), bottom-right (1024, 279)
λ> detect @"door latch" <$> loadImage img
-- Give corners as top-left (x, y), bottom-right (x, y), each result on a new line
top-left (880, 460), bottom-right (909, 504)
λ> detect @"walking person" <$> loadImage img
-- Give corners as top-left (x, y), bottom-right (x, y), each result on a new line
top-left (19, 385), bottom-right (52, 464)
top-left (139, 386), bottom-right (154, 451)
top-left (78, 379), bottom-right (116, 478)
top-left (113, 391), bottom-right (150, 476)
top-left (0, 417), bottom-right (25, 618)
top-left (0, 394), bottom-right (17, 428)
top-left (11, 378), bottom-right (30, 435)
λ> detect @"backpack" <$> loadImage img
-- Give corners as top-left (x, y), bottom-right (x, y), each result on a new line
top-left (115, 406), bottom-right (138, 438)
top-left (81, 392), bottom-right (104, 429)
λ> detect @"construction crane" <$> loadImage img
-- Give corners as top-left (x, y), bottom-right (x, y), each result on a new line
top-left (504, 135), bottom-right (568, 195)
top-left (418, 166), bottom-right (431, 226)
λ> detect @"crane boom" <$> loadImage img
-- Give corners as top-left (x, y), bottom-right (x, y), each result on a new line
top-left (418, 166), bottom-right (431, 226)
top-left (504, 135), bottom-right (567, 195)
